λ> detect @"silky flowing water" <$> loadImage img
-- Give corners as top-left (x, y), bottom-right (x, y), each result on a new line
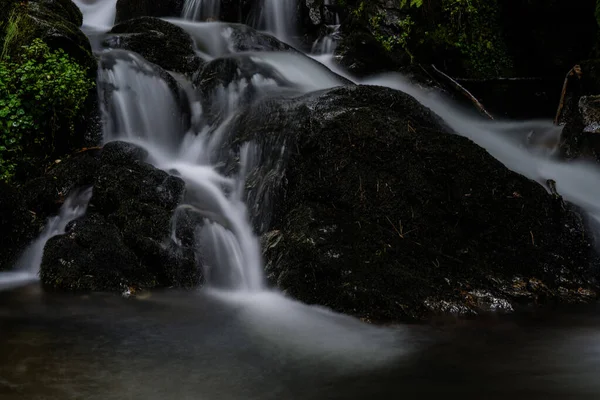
top-left (3, 0), bottom-right (600, 398)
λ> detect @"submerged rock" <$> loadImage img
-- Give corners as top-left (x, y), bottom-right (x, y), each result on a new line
top-left (40, 142), bottom-right (201, 293)
top-left (105, 17), bottom-right (203, 76)
top-left (41, 213), bottom-right (144, 292)
top-left (231, 84), bottom-right (599, 322)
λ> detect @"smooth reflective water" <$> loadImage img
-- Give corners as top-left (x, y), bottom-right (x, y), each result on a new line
top-left (2, 287), bottom-right (600, 399)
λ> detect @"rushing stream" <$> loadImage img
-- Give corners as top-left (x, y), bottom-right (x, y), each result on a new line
top-left (3, 0), bottom-right (600, 398)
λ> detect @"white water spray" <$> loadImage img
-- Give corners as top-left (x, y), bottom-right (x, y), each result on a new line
top-left (0, 188), bottom-right (93, 292)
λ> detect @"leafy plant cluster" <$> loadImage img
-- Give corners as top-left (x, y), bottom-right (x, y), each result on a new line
top-left (348, 0), bottom-right (511, 77)
top-left (0, 38), bottom-right (94, 181)
top-left (369, 12), bottom-right (415, 56)
top-left (428, 0), bottom-right (512, 76)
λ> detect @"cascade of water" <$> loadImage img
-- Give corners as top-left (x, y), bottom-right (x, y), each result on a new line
top-left (164, 19), bottom-right (233, 60)
top-left (97, 48), bottom-right (266, 291)
top-left (98, 50), bottom-right (184, 154)
top-left (0, 187), bottom-right (93, 292)
top-left (182, 0), bottom-right (221, 21)
top-left (252, 0), bottom-right (296, 42)
top-left (311, 25), bottom-right (340, 55)
top-left (72, 0), bottom-right (117, 29)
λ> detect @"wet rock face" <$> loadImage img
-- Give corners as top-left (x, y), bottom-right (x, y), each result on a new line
top-left (558, 61), bottom-right (600, 161)
top-left (105, 17), bottom-right (203, 76)
top-left (0, 184), bottom-right (40, 271)
top-left (115, 0), bottom-right (185, 23)
top-left (579, 96), bottom-right (600, 134)
top-left (226, 23), bottom-right (298, 53)
top-left (40, 142), bottom-right (202, 293)
top-left (232, 84), bottom-right (599, 322)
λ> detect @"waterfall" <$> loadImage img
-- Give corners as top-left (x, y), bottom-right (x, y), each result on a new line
top-left (97, 48), bottom-right (266, 291)
top-left (0, 187), bottom-right (93, 292)
top-left (252, 0), bottom-right (296, 42)
top-left (182, 0), bottom-right (220, 21)
top-left (72, 0), bottom-right (117, 29)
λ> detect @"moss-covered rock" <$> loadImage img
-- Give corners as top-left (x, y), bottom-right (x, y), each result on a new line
top-left (1, 0), bottom-right (94, 71)
top-left (105, 17), bottom-right (203, 76)
top-left (0, 0), bottom-right (99, 183)
top-left (229, 84), bottom-right (599, 322)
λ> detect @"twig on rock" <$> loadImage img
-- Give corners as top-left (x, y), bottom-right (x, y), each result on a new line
top-left (554, 64), bottom-right (582, 125)
top-left (431, 64), bottom-right (494, 120)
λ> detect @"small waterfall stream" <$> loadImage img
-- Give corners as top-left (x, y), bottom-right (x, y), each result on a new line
top-left (0, 188), bottom-right (92, 292)
top-left (251, 0), bottom-right (296, 42)
top-left (73, 0), bottom-right (117, 29)
top-left (182, 0), bottom-right (221, 21)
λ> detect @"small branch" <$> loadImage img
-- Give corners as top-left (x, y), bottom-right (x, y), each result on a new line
top-left (554, 64), bottom-right (582, 125)
top-left (431, 64), bottom-right (494, 120)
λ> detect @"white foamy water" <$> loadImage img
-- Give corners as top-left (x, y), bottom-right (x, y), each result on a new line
top-left (0, 188), bottom-right (93, 292)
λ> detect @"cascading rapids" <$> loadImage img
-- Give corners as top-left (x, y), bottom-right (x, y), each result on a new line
top-left (97, 49), bottom-right (267, 291)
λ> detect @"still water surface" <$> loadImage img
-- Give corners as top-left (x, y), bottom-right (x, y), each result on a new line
top-left (1, 286), bottom-right (600, 399)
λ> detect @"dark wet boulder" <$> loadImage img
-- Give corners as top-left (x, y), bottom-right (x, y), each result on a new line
top-left (105, 17), bottom-right (203, 76)
top-left (0, 183), bottom-right (40, 271)
top-left (41, 213), bottom-right (145, 292)
top-left (92, 142), bottom-right (185, 214)
top-left (21, 148), bottom-right (102, 218)
top-left (226, 23), bottom-right (298, 53)
top-left (115, 0), bottom-right (184, 23)
top-left (40, 141), bottom-right (202, 293)
top-left (230, 84), bottom-right (599, 322)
